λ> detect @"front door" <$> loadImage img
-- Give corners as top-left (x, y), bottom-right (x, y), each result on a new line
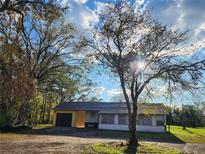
top-left (56, 113), bottom-right (72, 127)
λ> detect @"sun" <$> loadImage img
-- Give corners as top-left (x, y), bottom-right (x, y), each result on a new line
top-left (137, 61), bottom-right (145, 70)
top-left (130, 60), bottom-right (146, 74)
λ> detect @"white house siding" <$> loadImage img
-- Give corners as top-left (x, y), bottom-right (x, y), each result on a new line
top-left (98, 114), bottom-right (166, 132)
top-left (99, 124), bottom-right (128, 130)
top-left (164, 115), bottom-right (166, 125)
top-left (114, 115), bottom-right (118, 124)
top-left (98, 124), bottom-right (165, 132)
top-left (137, 126), bottom-right (165, 132)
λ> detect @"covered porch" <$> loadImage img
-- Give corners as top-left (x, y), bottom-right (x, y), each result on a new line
top-left (52, 110), bottom-right (99, 128)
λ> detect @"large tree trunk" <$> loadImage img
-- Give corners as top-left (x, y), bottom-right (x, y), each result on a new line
top-left (128, 116), bottom-right (137, 145)
top-left (47, 99), bottom-right (52, 123)
top-left (42, 97), bottom-right (46, 123)
top-left (118, 71), bottom-right (139, 146)
top-left (128, 105), bottom-right (138, 146)
top-left (39, 97), bottom-right (45, 123)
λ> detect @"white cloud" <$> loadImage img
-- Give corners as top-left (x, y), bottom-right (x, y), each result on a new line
top-left (149, 85), bottom-right (168, 97)
top-left (79, 86), bottom-right (105, 98)
top-left (106, 88), bottom-right (132, 102)
top-left (93, 0), bottom-right (205, 54)
top-left (64, 0), bottom-right (98, 30)
top-left (90, 86), bottom-right (106, 95)
top-left (74, 0), bottom-right (88, 4)
top-left (107, 88), bottom-right (123, 97)
top-left (106, 88), bottom-right (125, 102)
top-left (107, 88), bottom-right (130, 96)
top-left (145, 0), bottom-right (205, 44)
top-left (136, 0), bottom-right (145, 5)
top-left (65, 0), bottom-right (205, 43)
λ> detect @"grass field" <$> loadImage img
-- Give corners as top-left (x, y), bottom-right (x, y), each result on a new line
top-left (82, 125), bottom-right (205, 154)
top-left (82, 142), bottom-right (181, 154)
top-left (32, 124), bottom-right (52, 129)
top-left (168, 125), bottom-right (205, 144)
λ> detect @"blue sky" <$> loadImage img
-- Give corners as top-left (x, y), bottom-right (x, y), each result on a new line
top-left (65, 0), bottom-right (205, 105)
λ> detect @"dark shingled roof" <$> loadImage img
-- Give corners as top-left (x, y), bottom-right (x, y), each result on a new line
top-left (52, 102), bottom-right (168, 114)
top-left (52, 102), bottom-right (127, 111)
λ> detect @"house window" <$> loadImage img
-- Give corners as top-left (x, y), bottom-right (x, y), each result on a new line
top-left (90, 112), bottom-right (96, 119)
top-left (101, 114), bottom-right (114, 124)
top-left (142, 116), bottom-right (152, 126)
top-left (156, 120), bottom-right (164, 126)
top-left (138, 115), bottom-right (152, 126)
top-left (118, 114), bottom-right (128, 125)
top-left (155, 115), bottom-right (164, 126)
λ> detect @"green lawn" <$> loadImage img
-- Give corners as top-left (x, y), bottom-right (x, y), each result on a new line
top-left (82, 142), bottom-right (181, 154)
top-left (32, 124), bottom-right (53, 129)
top-left (168, 125), bottom-right (205, 144)
top-left (140, 125), bottom-right (205, 144)
top-left (82, 125), bottom-right (205, 153)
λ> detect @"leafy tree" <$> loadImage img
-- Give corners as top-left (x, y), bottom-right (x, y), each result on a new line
top-left (0, 0), bottom-right (66, 34)
top-left (194, 101), bottom-right (205, 126)
top-left (0, 42), bottom-right (36, 128)
top-left (167, 102), bottom-right (205, 129)
top-left (0, 0), bottom-right (92, 128)
top-left (88, 1), bottom-right (205, 146)
top-left (182, 104), bottom-right (205, 128)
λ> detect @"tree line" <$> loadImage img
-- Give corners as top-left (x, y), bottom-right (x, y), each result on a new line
top-left (0, 0), bottom-right (96, 129)
top-left (167, 102), bottom-right (205, 128)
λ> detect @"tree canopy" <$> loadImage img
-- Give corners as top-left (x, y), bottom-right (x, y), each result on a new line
top-left (88, 1), bottom-right (205, 146)
top-left (0, 0), bottom-right (93, 128)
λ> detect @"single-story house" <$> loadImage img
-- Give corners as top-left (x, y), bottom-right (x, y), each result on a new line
top-left (52, 102), bottom-right (168, 132)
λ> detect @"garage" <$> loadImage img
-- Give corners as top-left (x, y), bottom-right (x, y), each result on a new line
top-left (56, 113), bottom-right (72, 127)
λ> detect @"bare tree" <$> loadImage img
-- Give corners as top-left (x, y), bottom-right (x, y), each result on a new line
top-left (88, 1), bottom-right (205, 146)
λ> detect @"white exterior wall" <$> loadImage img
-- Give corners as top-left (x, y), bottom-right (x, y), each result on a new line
top-left (99, 124), bottom-right (128, 131)
top-left (98, 114), bottom-right (166, 132)
top-left (114, 115), bottom-right (118, 124)
top-left (164, 115), bottom-right (166, 125)
top-left (152, 116), bottom-right (156, 126)
top-left (137, 126), bottom-right (165, 132)
top-left (98, 124), bottom-right (165, 132)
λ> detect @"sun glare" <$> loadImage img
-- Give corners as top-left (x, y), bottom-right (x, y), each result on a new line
top-left (130, 60), bottom-right (146, 74)
top-left (137, 61), bottom-right (145, 70)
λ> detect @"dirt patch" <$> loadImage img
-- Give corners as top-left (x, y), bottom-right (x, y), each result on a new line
top-left (143, 141), bottom-right (205, 154)
top-left (0, 134), bottom-right (121, 154)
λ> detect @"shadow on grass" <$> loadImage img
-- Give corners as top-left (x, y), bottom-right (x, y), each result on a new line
top-left (184, 129), bottom-right (194, 134)
top-left (4, 127), bottom-right (185, 144)
top-left (184, 128), bottom-right (203, 137)
top-left (138, 131), bottom-right (185, 143)
top-left (123, 145), bottom-right (137, 154)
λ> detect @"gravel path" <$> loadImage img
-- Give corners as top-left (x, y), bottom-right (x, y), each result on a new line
top-left (0, 134), bottom-right (121, 154)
